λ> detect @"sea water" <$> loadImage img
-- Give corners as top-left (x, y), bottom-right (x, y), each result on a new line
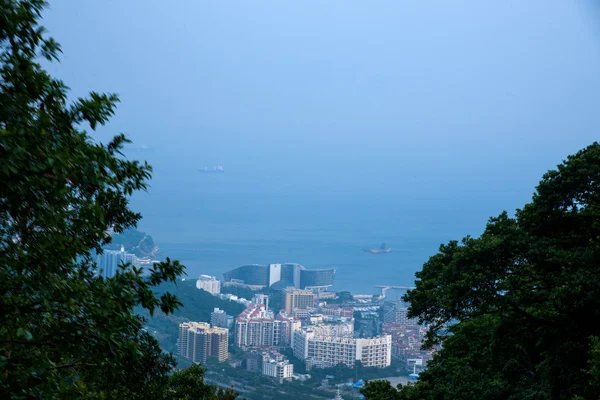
top-left (130, 170), bottom-right (504, 295)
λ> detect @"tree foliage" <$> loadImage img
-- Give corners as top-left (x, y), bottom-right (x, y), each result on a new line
top-left (165, 364), bottom-right (237, 400)
top-left (362, 143), bottom-right (600, 400)
top-left (0, 1), bottom-right (236, 398)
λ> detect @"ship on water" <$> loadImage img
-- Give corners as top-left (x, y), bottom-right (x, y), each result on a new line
top-left (198, 165), bottom-right (224, 173)
top-left (365, 243), bottom-right (391, 254)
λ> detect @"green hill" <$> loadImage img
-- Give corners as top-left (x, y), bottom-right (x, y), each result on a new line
top-left (140, 279), bottom-right (245, 352)
top-left (105, 228), bottom-right (157, 257)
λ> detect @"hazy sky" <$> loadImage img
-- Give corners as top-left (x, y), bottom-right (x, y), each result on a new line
top-left (44, 1), bottom-right (600, 209)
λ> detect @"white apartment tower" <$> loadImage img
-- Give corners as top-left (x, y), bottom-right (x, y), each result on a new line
top-left (97, 246), bottom-right (127, 278)
top-left (235, 304), bottom-right (299, 348)
top-left (262, 359), bottom-right (294, 381)
top-left (196, 275), bottom-right (221, 295)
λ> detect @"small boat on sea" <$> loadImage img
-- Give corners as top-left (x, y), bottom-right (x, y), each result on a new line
top-left (365, 243), bottom-right (391, 254)
top-left (198, 165), bottom-right (224, 173)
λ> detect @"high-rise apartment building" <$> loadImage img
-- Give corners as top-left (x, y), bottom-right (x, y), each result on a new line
top-left (275, 311), bottom-right (301, 346)
top-left (211, 308), bottom-right (231, 329)
top-left (283, 287), bottom-right (314, 314)
top-left (196, 275), bottom-right (221, 295)
top-left (96, 246), bottom-right (128, 278)
top-left (235, 304), bottom-right (300, 348)
top-left (178, 322), bottom-right (229, 363)
top-left (208, 327), bottom-right (229, 362)
top-left (293, 328), bottom-right (392, 369)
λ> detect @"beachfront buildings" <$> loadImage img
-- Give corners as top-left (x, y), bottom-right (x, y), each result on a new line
top-left (223, 263), bottom-right (335, 290)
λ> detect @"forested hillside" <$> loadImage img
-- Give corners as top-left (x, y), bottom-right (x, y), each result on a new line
top-left (141, 280), bottom-right (245, 351)
top-left (362, 143), bottom-right (600, 400)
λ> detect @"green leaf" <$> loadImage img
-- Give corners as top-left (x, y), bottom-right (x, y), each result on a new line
top-left (17, 327), bottom-right (33, 341)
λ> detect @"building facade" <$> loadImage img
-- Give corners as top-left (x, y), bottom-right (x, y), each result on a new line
top-left (293, 329), bottom-right (392, 369)
top-left (384, 300), bottom-right (419, 325)
top-left (223, 263), bottom-right (335, 290)
top-left (263, 358), bottom-right (294, 381)
top-left (244, 351), bottom-right (263, 372)
top-left (97, 246), bottom-right (128, 278)
top-left (211, 307), bottom-right (231, 329)
top-left (382, 323), bottom-right (433, 362)
top-left (319, 305), bottom-right (354, 318)
top-left (178, 322), bottom-right (229, 363)
top-left (283, 287), bottom-right (315, 314)
top-left (243, 350), bottom-right (294, 380)
top-left (299, 269), bottom-right (337, 290)
top-left (196, 275), bottom-right (221, 295)
top-left (235, 304), bottom-right (299, 348)
top-left (304, 319), bottom-right (354, 338)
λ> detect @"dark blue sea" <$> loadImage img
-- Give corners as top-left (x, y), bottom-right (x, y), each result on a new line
top-left (130, 169), bottom-right (518, 294)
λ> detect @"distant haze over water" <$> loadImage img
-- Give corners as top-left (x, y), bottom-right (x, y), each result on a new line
top-left (42, 1), bottom-right (600, 293)
top-left (131, 168), bottom-right (529, 294)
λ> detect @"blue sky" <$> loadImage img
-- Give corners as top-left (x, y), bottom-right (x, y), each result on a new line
top-left (43, 1), bottom-right (600, 207)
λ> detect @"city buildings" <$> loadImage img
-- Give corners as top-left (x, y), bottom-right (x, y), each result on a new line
top-left (283, 287), bottom-right (315, 314)
top-left (292, 308), bottom-right (312, 319)
top-left (315, 291), bottom-right (337, 300)
top-left (97, 246), bottom-right (132, 278)
top-left (299, 268), bottom-right (336, 290)
top-left (223, 263), bottom-right (335, 290)
top-left (243, 350), bottom-right (294, 381)
top-left (244, 351), bottom-right (263, 372)
top-left (303, 316), bottom-right (355, 338)
top-left (383, 323), bottom-right (433, 363)
top-left (274, 311), bottom-right (301, 346)
top-left (211, 308), bottom-right (233, 329)
top-left (234, 303), bottom-right (300, 348)
top-left (381, 299), bottom-right (428, 363)
top-left (383, 299), bottom-right (419, 325)
top-left (263, 356), bottom-right (294, 381)
top-left (319, 305), bottom-right (354, 318)
top-left (293, 328), bottom-right (392, 369)
top-left (196, 274), bottom-right (221, 295)
top-left (216, 292), bottom-right (252, 307)
top-left (178, 322), bottom-right (229, 363)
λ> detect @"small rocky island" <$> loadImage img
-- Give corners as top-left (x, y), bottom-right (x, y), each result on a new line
top-left (104, 228), bottom-right (158, 258)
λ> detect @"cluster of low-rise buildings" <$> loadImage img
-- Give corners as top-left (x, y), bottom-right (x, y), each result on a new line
top-left (382, 299), bottom-right (433, 371)
top-left (244, 350), bottom-right (295, 381)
